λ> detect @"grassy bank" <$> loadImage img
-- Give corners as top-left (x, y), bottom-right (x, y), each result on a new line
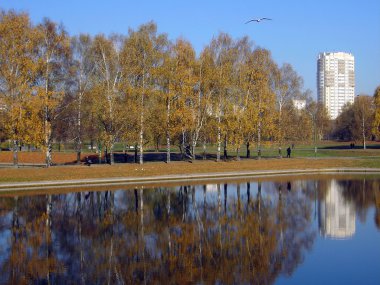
top-left (1, 141), bottom-right (380, 184)
top-left (0, 156), bottom-right (379, 183)
top-left (1, 141), bottom-right (380, 164)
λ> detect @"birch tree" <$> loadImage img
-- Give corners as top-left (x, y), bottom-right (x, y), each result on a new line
top-left (122, 22), bottom-right (167, 164)
top-left (372, 86), bottom-right (380, 138)
top-left (354, 95), bottom-right (374, 149)
top-left (306, 101), bottom-right (329, 146)
top-left (70, 34), bottom-right (94, 163)
top-left (91, 34), bottom-right (126, 164)
top-left (172, 39), bottom-right (203, 161)
top-left (274, 63), bottom-right (302, 157)
top-left (244, 48), bottom-right (276, 158)
top-left (0, 11), bottom-right (38, 167)
top-left (149, 37), bottom-right (175, 162)
top-left (238, 47), bottom-right (259, 158)
top-left (226, 37), bottom-right (252, 159)
top-left (203, 33), bottom-right (236, 161)
top-left (35, 18), bottom-right (70, 167)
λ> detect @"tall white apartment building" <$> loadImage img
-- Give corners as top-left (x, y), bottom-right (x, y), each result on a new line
top-left (317, 52), bottom-right (355, 119)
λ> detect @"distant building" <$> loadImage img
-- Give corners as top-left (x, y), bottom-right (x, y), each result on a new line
top-left (292, 99), bottom-right (306, 110)
top-left (317, 52), bottom-right (355, 119)
top-left (318, 180), bottom-right (356, 239)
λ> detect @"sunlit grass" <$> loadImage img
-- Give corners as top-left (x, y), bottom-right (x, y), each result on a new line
top-left (0, 156), bottom-right (379, 183)
top-left (0, 141), bottom-right (380, 183)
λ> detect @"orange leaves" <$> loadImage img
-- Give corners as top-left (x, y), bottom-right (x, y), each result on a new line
top-left (0, 11), bottom-right (316, 164)
top-left (373, 86), bottom-right (380, 137)
top-left (0, 11), bottom-right (41, 161)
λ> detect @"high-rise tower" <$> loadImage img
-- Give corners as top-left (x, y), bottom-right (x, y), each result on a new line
top-left (317, 52), bottom-right (355, 119)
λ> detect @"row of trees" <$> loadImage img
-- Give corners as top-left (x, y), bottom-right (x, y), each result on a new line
top-left (3, 10), bottom-right (379, 168)
top-left (333, 86), bottom-right (380, 149)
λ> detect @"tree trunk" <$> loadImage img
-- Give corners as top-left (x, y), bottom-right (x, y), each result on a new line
top-left (139, 112), bottom-right (144, 165)
top-left (257, 119), bottom-right (262, 160)
top-left (191, 141), bottom-right (197, 161)
top-left (123, 144), bottom-right (128, 163)
top-left (104, 147), bottom-right (108, 164)
top-left (246, 141), bottom-right (250, 158)
top-left (216, 117), bottom-right (221, 162)
top-left (155, 138), bottom-right (159, 152)
top-left (236, 147), bottom-right (240, 161)
top-left (45, 118), bottom-right (52, 167)
top-left (12, 139), bottom-right (19, 168)
top-left (278, 107), bottom-right (283, 159)
top-left (166, 97), bottom-right (171, 163)
top-left (134, 144), bottom-right (138, 163)
top-left (362, 116), bottom-right (366, 149)
top-left (139, 74), bottom-right (145, 165)
top-left (76, 91), bottom-right (83, 164)
top-left (76, 151), bottom-right (81, 165)
top-left (166, 135), bottom-right (170, 163)
top-left (109, 145), bottom-right (114, 165)
top-left (97, 143), bottom-right (102, 164)
top-left (203, 140), bottom-right (207, 160)
top-left (223, 135), bottom-right (228, 161)
top-left (45, 138), bottom-right (52, 167)
top-left (181, 129), bottom-right (186, 161)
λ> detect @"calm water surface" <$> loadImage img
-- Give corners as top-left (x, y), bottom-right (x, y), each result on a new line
top-left (0, 176), bottom-right (379, 284)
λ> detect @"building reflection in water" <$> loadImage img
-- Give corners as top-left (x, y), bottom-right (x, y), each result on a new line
top-left (319, 180), bottom-right (356, 239)
top-left (4, 177), bottom-right (380, 284)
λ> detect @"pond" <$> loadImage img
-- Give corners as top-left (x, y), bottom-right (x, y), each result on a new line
top-left (0, 176), bottom-right (379, 284)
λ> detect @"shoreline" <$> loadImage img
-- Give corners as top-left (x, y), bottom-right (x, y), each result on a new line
top-left (1, 167), bottom-right (380, 193)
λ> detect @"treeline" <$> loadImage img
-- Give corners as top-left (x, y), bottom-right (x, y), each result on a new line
top-left (333, 87), bottom-right (380, 148)
top-left (1, 10), bottom-right (377, 168)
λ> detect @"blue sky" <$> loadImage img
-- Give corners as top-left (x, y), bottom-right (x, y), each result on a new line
top-left (2, 0), bottom-right (380, 98)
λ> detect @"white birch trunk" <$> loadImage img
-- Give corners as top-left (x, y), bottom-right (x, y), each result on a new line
top-left (12, 139), bottom-right (18, 168)
top-left (139, 73), bottom-right (145, 165)
top-left (203, 140), bottom-right (207, 160)
top-left (191, 140), bottom-right (197, 161)
top-left (362, 116), bottom-right (366, 150)
top-left (166, 97), bottom-right (171, 163)
top-left (76, 90), bottom-right (83, 164)
top-left (45, 59), bottom-right (52, 168)
top-left (216, 114), bottom-right (221, 162)
top-left (109, 146), bottom-right (114, 164)
top-left (257, 119), bottom-right (262, 160)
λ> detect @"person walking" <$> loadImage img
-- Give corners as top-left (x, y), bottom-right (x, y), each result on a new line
top-left (286, 146), bottom-right (291, 158)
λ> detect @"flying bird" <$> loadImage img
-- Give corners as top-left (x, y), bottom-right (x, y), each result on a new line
top-left (245, 18), bottom-right (272, 24)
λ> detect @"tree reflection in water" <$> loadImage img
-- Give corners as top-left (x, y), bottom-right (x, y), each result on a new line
top-left (339, 179), bottom-right (380, 230)
top-left (0, 177), bottom-right (379, 284)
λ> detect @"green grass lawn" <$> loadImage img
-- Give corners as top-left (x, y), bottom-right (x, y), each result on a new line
top-left (3, 140), bottom-right (380, 161)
